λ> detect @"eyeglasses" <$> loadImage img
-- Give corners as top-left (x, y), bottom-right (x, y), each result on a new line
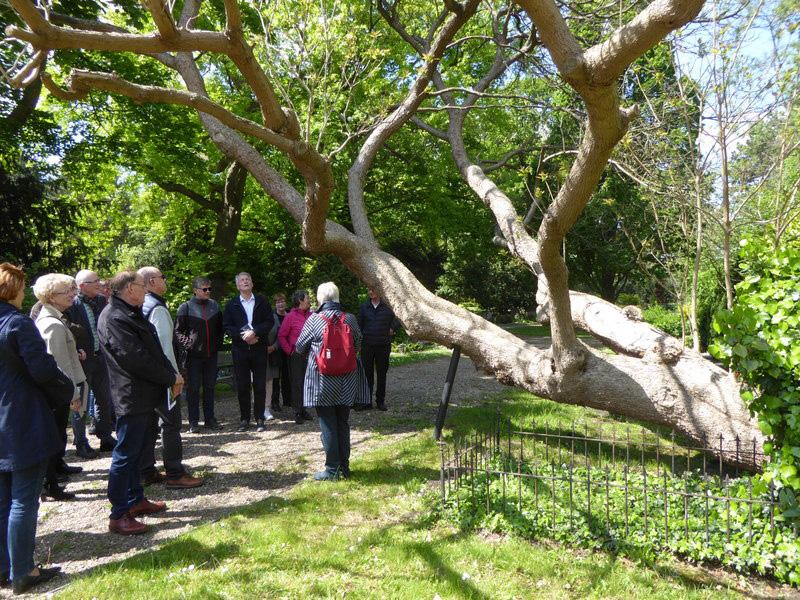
top-left (83, 279), bottom-right (100, 285)
top-left (197, 287), bottom-right (212, 292)
top-left (54, 289), bottom-right (76, 296)
top-left (153, 275), bottom-right (167, 281)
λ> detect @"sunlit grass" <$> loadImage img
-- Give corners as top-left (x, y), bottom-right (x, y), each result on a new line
top-left (58, 391), bottom-right (752, 599)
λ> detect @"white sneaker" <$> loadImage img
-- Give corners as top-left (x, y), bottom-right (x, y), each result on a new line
top-left (264, 410), bottom-right (275, 422)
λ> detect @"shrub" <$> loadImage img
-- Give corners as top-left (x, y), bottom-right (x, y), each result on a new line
top-left (617, 292), bottom-right (641, 306)
top-left (710, 236), bottom-right (800, 497)
top-left (642, 304), bottom-right (682, 338)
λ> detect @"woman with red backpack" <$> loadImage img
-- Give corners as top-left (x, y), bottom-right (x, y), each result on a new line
top-left (294, 282), bottom-right (370, 480)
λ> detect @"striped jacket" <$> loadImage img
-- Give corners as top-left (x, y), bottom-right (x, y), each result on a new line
top-left (294, 304), bottom-right (370, 407)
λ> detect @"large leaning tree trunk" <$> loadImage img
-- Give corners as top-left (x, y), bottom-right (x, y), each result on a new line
top-left (4, 0), bottom-right (764, 466)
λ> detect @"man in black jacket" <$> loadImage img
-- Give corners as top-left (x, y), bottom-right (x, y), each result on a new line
top-left (357, 288), bottom-right (400, 411)
top-left (222, 272), bottom-right (274, 432)
top-left (175, 276), bottom-right (224, 432)
top-left (98, 271), bottom-right (183, 535)
top-left (65, 270), bottom-right (116, 451)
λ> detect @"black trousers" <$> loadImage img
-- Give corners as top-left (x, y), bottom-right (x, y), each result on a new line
top-left (45, 402), bottom-right (70, 488)
top-left (85, 356), bottom-right (116, 441)
top-left (186, 354), bottom-right (218, 425)
top-left (232, 346), bottom-right (268, 422)
top-left (271, 353), bottom-right (292, 408)
top-left (140, 398), bottom-right (186, 480)
top-left (362, 342), bottom-right (391, 405)
top-left (289, 352), bottom-right (308, 418)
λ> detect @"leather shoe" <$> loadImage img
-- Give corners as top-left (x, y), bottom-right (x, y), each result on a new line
top-left (41, 485), bottom-right (76, 501)
top-left (11, 564), bottom-right (60, 594)
top-left (205, 420), bottom-right (223, 430)
top-left (99, 438), bottom-right (117, 452)
top-left (237, 420), bottom-right (249, 432)
top-left (188, 423), bottom-right (201, 434)
top-left (128, 498), bottom-right (167, 517)
top-left (142, 470), bottom-right (165, 486)
top-left (165, 474), bottom-right (203, 489)
top-left (256, 419), bottom-right (266, 432)
top-left (109, 514), bottom-right (148, 535)
top-left (57, 463), bottom-right (83, 475)
top-left (376, 403), bottom-right (388, 411)
top-left (76, 445), bottom-right (98, 459)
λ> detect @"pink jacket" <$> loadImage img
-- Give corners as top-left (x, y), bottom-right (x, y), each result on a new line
top-left (278, 307), bottom-right (310, 354)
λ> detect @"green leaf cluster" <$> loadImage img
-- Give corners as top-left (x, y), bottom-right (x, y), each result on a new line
top-left (710, 236), bottom-right (800, 493)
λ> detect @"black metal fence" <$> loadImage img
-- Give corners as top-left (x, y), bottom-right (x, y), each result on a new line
top-left (438, 416), bottom-right (798, 577)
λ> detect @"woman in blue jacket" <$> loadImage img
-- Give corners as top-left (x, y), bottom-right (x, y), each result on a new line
top-left (0, 263), bottom-right (68, 594)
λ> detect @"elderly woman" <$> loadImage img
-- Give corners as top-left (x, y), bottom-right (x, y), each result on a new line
top-left (0, 263), bottom-right (67, 594)
top-left (33, 274), bottom-right (89, 503)
top-left (295, 282), bottom-right (370, 480)
top-left (278, 289), bottom-right (312, 425)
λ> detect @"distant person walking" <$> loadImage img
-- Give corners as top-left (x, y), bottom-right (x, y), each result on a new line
top-left (357, 287), bottom-right (400, 411)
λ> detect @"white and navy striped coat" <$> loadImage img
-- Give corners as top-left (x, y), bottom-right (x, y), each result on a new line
top-left (294, 303), bottom-right (371, 408)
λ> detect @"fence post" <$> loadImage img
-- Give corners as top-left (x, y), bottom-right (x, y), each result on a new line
top-left (433, 346), bottom-right (460, 441)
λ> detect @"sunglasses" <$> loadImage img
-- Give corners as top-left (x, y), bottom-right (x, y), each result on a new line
top-left (197, 287), bottom-right (212, 292)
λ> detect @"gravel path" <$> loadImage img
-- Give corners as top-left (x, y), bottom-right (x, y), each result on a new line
top-left (4, 354), bottom-right (503, 598)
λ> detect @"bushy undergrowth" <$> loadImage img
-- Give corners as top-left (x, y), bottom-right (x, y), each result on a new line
top-left (439, 455), bottom-right (800, 585)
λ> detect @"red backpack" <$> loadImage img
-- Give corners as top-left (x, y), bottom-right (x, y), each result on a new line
top-left (316, 313), bottom-right (357, 375)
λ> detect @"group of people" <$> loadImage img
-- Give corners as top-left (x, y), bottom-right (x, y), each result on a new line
top-left (0, 262), bottom-right (399, 595)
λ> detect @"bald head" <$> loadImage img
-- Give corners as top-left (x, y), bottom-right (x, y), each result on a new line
top-left (75, 269), bottom-right (101, 298)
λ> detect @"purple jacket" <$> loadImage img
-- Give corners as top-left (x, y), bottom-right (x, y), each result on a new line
top-left (278, 307), bottom-right (310, 354)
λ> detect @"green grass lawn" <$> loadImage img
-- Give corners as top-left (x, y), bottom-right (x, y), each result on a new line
top-left (57, 391), bottom-right (766, 599)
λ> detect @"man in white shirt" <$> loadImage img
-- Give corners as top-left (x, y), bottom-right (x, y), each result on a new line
top-left (222, 272), bottom-right (274, 431)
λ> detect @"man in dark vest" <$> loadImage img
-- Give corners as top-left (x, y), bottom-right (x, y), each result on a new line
top-left (222, 272), bottom-right (274, 432)
top-left (138, 266), bottom-right (202, 490)
top-left (357, 287), bottom-right (400, 411)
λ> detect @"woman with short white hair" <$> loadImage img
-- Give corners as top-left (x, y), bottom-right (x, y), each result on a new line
top-left (295, 282), bottom-right (370, 480)
top-left (33, 273), bottom-right (90, 501)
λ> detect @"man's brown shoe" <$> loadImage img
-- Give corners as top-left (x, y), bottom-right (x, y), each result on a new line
top-left (165, 474), bottom-right (203, 489)
top-left (142, 470), bottom-right (165, 486)
top-left (109, 514), bottom-right (148, 535)
top-left (128, 498), bottom-right (167, 517)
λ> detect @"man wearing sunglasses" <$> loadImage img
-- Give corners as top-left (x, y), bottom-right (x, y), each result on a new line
top-left (175, 276), bottom-right (224, 433)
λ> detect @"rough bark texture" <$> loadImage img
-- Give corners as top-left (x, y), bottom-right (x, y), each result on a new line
top-left (4, 0), bottom-right (764, 467)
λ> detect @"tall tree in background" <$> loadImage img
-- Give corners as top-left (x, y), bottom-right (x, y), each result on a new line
top-left (4, 0), bottom-right (765, 462)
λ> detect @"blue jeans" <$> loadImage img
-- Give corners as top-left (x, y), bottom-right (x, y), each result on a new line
top-left (0, 460), bottom-right (48, 581)
top-left (315, 406), bottom-right (351, 476)
top-left (107, 413), bottom-right (150, 520)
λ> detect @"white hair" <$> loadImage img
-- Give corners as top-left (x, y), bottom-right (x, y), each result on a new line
top-left (316, 281), bottom-right (339, 304)
top-left (137, 266), bottom-right (161, 283)
top-left (75, 269), bottom-right (97, 286)
top-left (33, 273), bottom-right (75, 303)
top-left (235, 272), bottom-right (252, 283)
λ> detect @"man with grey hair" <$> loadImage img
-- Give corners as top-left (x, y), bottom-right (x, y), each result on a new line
top-left (98, 270), bottom-right (183, 535)
top-left (137, 267), bottom-right (202, 490)
top-left (222, 272), bottom-right (274, 432)
top-left (66, 269), bottom-right (116, 451)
